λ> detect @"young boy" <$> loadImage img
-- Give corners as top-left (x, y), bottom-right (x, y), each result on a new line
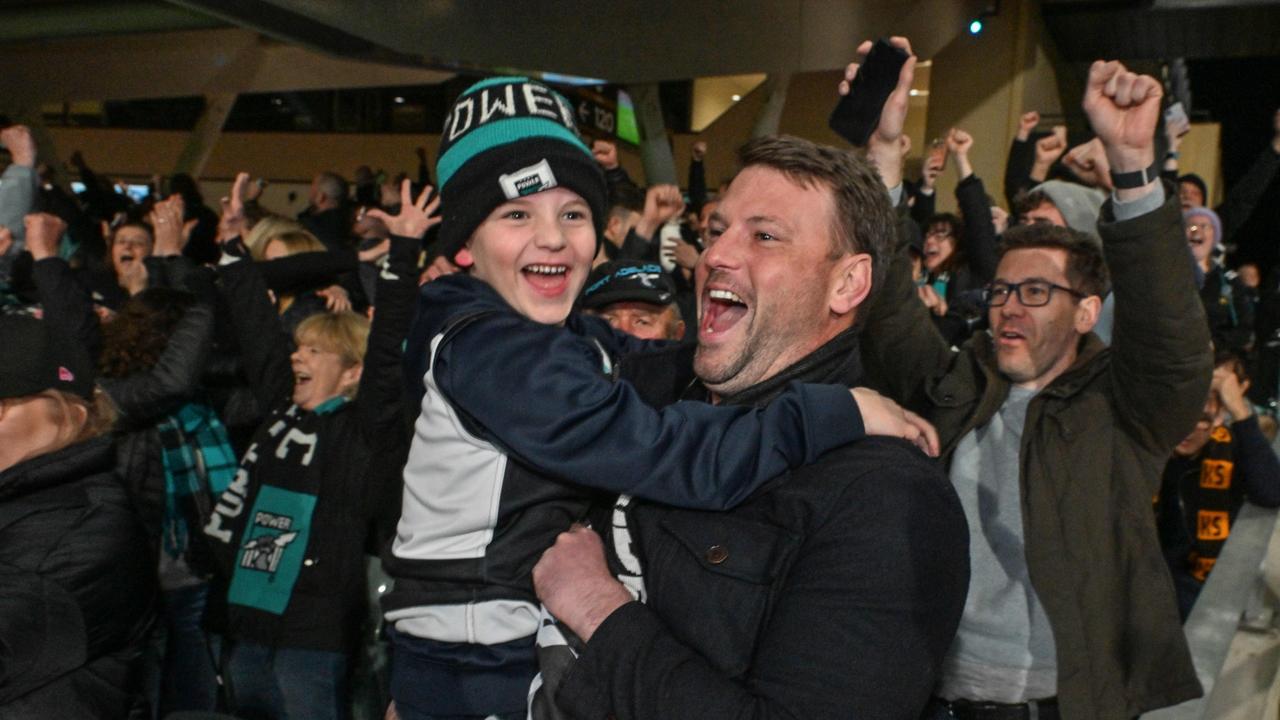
top-left (384, 77), bottom-right (913, 719)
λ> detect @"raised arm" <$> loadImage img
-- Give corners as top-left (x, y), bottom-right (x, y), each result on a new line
top-left (216, 258), bottom-right (294, 411)
top-left (948, 129), bottom-right (999, 284)
top-left (357, 181), bottom-right (440, 437)
top-left (0, 126), bottom-right (38, 277)
top-left (841, 38), bottom-right (956, 406)
top-left (1087, 60), bottom-right (1214, 459)
top-left (26, 213), bottom-right (102, 362)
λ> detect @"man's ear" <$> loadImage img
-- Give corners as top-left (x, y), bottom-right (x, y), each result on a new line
top-left (829, 253), bottom-right (873, 317)
top-left (1074, 295), bottom-right (1102, 333)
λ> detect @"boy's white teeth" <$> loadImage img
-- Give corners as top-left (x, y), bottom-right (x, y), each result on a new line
top-left (526, 264), bottom-right (566, 275)
top-left (709, 289), bottom-right (745, 305)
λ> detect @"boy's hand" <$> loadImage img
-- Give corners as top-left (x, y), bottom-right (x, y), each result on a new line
top-left (850, 387), bottom-right (939, 457)
top-left (365, 180), bottom-right (441, 240)
top-left (218, 172), bottom-right (251, 243)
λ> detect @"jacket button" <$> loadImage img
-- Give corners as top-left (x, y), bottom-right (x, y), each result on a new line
top-left (706, 545), bottom-right (729, 565)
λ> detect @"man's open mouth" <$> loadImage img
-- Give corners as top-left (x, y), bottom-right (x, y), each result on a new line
top-left (996, 328), bottom-right (1026, 346)
top-left (701, 287), bottom-right (749, 337)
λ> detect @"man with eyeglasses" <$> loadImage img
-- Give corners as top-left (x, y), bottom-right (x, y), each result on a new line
top-left (862, 53), bottom-right (1213, 718)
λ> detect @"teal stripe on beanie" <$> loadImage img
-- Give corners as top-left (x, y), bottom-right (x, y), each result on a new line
top-left (437, 116), bottom-right (591, 190)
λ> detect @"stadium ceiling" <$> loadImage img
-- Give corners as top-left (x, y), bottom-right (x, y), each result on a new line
top-left (1040, 0), bottom-right (1280, 60)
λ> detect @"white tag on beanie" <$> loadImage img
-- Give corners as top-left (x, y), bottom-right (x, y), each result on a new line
top-left (499, 158), bottom-right (558, 199)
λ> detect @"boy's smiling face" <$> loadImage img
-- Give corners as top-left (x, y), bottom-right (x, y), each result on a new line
top-left (457, 186), bottom-right (596, 325)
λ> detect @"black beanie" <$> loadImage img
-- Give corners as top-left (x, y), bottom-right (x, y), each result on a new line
top-left (434, 77), bottom-right (608, 262)
top-left (1178, 173), bottom-right (1208, 205)
top-left (0, 315), bottom-right (95, 401)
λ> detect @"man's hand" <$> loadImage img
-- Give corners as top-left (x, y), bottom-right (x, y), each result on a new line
top-left (947, 128), bottom-right (975, 179)
top-left (150, 195), bottom-right (187, 256)
top-left (0, 226), bottom-right (11, 257)
top-left (1017, 111), bottom-right (1040, 142)
top-left (917, 283), bottom-right (949, 318)
top-left (218, 172), bottom-right (251, 243)
top-left (316, 285), bottom-right (352, 314)
top-left (671, 236), bottom-right (700, 271)
top-left (1082, 60), bottom-right (1162, 181)
top-left (991, 205), bottom-right (1010, 234)
top-left (841, 36), bottom-right (917, 190)
top-left (1031, 126), bottom-right (1068, 179)
top-left (365, 179), bottom-right (441, 240)
top-left (692, 140), bottom-right (707, 162)
top-left (920, 143), bottom-right (943, 193)
top-left (1062, 138), bottom-right (1114, 191)
top-left (532, 525), bottom-right (633, 642)
top-left (635, 184), bottom-right (685, 240)
top-left (1213, 365), bottom-right (1253, 421)
top-left (0, 125), bottom-right (37, 167)
top-left (358, 238), bottom-right (391, 264)
top-left (591, 139), bottom-right (620, 171)
top-left (23, 213), bottom-right (65, 261)
top-left (850, 387), bottom-right (940, 457)
top-left (419, 253), bottom-right (461, 285)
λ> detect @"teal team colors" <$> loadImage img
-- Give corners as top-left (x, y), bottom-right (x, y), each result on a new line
top-left (432, 76), bottom-right (608, 261)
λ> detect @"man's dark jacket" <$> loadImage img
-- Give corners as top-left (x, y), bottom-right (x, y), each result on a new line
top-left (555, 331), bottom-right (971, 719)
top-left (861, 187), bottom-right (1212, 718)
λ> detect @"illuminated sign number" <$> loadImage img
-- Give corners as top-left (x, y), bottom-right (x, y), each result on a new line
top-left (1197, 510), bottom-right (1230, 541)
top-left (1199, 459), bottom-right (1233, 490)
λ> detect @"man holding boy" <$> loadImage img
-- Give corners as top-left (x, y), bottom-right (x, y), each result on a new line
top-left (383, 76), bottom-right (938, 720)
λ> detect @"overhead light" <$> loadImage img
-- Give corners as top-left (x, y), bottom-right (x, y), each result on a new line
top-left (394, 96), bottom-right (405, 104)
top-left (731, 94), bottom-right (741, 102)
top-left (909, 89), bottom-right (919, 97)
top-left (968, 18), bottom-right (984, 35)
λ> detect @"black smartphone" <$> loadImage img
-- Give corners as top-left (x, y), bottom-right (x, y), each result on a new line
top-left (829, 39), bottom-right (909, 147)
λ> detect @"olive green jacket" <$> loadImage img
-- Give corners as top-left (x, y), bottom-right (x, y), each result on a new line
top-left (863, 188), bottom-right (1211, 718)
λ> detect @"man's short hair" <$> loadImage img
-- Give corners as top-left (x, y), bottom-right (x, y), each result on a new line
top-left (998, 223), bottom-right (1110, 298)
top-left (1012, 189), bottom-right (1050, 221)
top-left (735, 135), bottom-right (896, 300)
top-left (609, 184), bottom-right (644, 214)
top-left (315, 172), bottom-right (349, 204)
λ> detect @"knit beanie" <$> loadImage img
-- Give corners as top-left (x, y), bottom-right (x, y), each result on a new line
top-left (434, 77), bottom-right (608, 262)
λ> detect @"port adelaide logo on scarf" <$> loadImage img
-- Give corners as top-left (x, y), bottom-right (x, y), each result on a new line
top-left (240, 511), bottom-right (299, 575)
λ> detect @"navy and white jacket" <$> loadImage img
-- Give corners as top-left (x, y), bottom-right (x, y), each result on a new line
top-left (383, 273), bottom-right (867, 645)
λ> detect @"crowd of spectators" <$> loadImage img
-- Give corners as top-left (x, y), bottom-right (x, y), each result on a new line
top-left (2, 32), bottom-right (1280, 720)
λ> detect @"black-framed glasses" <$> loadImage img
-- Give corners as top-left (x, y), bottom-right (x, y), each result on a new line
top-left (985, 280), bottom-right (1085, 307)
